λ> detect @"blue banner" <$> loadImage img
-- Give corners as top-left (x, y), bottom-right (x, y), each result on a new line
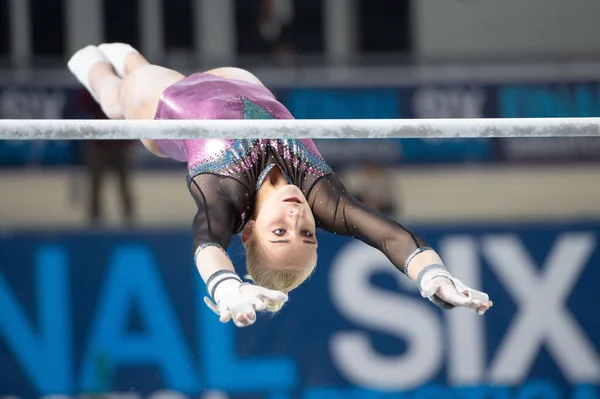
top-left (1, 223), bottom-right (599, 399)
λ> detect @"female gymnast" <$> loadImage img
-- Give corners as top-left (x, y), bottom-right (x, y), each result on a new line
top-left (68, 43), bottom-right (492, 328)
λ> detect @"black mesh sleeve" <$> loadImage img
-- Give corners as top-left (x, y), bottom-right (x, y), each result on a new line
top-left (308, 174), bottom-right (429, 272)
top-left (188, 175), bottom-right (247, 253)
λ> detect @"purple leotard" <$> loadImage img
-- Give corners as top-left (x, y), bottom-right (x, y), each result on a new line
top-left (152, 72), bottom-right (326, 179)
top-left (150, 72), bottom-right (428, 274)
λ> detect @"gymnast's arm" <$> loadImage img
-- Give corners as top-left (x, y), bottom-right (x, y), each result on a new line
top-left (308, 174), bottom-right (491, 313)
top-left (308, 174), bottom-right (435, 280)
top-left (188, 178), bottom-right (238, 281)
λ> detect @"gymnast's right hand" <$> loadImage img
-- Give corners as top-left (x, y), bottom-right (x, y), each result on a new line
top-left (204, 278), bottom-right (288, 327)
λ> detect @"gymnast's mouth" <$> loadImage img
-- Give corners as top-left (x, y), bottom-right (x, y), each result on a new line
top-left (283, 196), bottom-right (303, 204)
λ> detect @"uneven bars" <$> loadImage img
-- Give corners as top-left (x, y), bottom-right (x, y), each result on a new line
top-left (0, 118), bottom-right (599, 140)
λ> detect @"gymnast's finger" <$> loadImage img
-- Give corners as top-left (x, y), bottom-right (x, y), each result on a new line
top-left (251, 297), bottom-right (267, 311)
top-left (474, 300), bottom-right (493, 315)
top-left (257, 287), bottom-right (288, 303)
top-left (219, 309), bottom-right (232, 323)
top-left (233, 309), bottom-right (256, 327)
top-left (437, 286), bottom-right (471, 307)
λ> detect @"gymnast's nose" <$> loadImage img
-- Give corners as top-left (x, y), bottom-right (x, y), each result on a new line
top-left (287, 205), bottom-right (301, 216)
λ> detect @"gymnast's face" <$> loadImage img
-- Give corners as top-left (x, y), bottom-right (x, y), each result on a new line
top-left (245, 185), bottom-right (318, 272)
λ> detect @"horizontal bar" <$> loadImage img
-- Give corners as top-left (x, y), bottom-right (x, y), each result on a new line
top-left (1, 118), bottom-right (600, 140)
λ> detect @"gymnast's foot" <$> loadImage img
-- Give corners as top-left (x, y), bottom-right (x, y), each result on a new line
top-left (67, 45), bottom-right (109, 102)
top-left (98, 42), bottom-right (141, 78)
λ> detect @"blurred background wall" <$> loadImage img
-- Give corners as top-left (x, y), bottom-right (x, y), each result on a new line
top-left (414, 0), bottom-right (600, 59)
top-left (0, 1), bottom-right (599, 399)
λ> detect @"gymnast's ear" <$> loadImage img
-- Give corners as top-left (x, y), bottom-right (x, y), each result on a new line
top-left (242, 221), bottom-right (255, 244)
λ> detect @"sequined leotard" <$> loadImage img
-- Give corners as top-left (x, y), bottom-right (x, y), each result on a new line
top-left (153, 72), bottom-right (428, 271)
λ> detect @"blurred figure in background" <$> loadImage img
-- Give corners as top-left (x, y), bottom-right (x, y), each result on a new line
top-left (75, 91), bottom-right (136, 226)
top-left (86, 139), bottom-right (135, 226)
top-left (258, 0), bottom-right (296, 62)
top-left (237, 0), bottom-right (296, 65)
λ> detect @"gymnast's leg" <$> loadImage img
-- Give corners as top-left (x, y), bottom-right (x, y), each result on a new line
top-left (68, 44), bottom-right (184, 120)
top-left (67, 46), bottom-right (124, 119)
top-left (67, 44), bottom-right (185, 156)
top-left (98, 44), bottom-right (185, 156)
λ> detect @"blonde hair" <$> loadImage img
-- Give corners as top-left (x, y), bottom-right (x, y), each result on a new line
top-left (245, 238), bottom-right (316, 312)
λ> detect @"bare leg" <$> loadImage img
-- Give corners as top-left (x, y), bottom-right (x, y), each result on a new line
top-left (88, 62), bottom-right (124, 119)
top-left (97, 44), bottom-right (184, 119)
top-left (97, 44), bottom-right (185, 156)
top-left (122, 52), bottom-right (152, 76)
top-left (69, 44), bottom-right (185, 157)
top-left (69, 45), bottom-right (184, 121)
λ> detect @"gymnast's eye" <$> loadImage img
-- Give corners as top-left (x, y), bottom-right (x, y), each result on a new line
top-left (301, 230), bottom-right (314, 238)
top-left (272, 229), bottom-right (286, 236)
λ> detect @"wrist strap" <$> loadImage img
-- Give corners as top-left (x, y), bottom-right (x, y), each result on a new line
top-left (403, 246), bottom-right (434, 275)
top-left (416, 264), bottom-right (449, 290)
top-left (416, 264), bottom-right (457, 310)
top-left (206, 270), bottom-right (242, 300)
top-left (195, 243), bottom-right (228, 263)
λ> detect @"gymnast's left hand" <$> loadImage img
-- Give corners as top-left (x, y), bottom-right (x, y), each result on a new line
top-left (418, 266), bottom-right (493, 315)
